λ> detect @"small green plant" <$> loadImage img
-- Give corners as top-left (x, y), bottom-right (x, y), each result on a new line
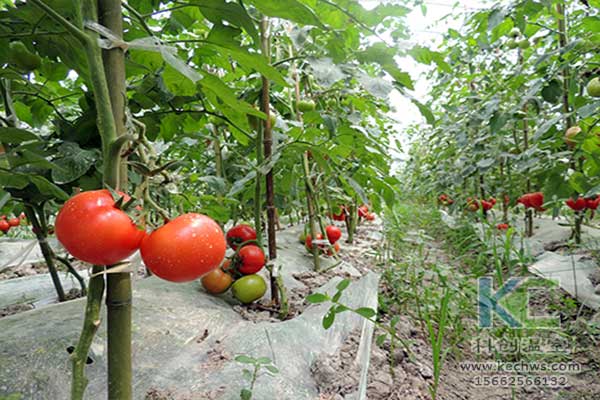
top-left (422, 287), bottom-right (452, 399)
top-left (235, 355), bottom-right (279, 400)
top-left (306, 279), bottom-right (412, 355)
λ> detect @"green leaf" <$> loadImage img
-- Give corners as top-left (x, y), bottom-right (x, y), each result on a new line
top-left (355, 307), bottom-right (377, 319)
top-left (240, 388), bottom-right (252, 400)
top-left (51, 142), bottom-right (98, 184)
top-left (256, 357), bottom-right (272, 364)
top-left (0, 127), bottom-right (38, 143)
top-left (569, 171), bottom-right (591, 194)
top-left (376, 334), bottom-right (386, 346)
top-left (198, 74), bottom-right (266, 118)
top-left (0, 171), bottom-right (29, 189)
top-left (264, 365), bottom-right (279, 374)
top-left (246, 0), bottom-right (323, 28)
top-left (541, 79), bottom-right (562, 104)
top-left (323, 309), bottom-right (336, 329)
top-left (162, 65), bottom-right (197, 96)
top-left (195, 0), bottom-right (259, 45)
top-left (29, 175), bottom-right (69, 200)
top-left (235, 355), bottom-right (256, 364)
top-left (13, 102), bottom-right (32, 126)
top-left (336, 279), bottom-right (350, 292)
top-left (241, 369), bottom-right (252, 381)
top-left (306, 293), bottom-right (329, 303)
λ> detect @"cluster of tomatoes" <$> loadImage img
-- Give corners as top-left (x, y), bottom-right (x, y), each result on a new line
top-left (466, 197), bottom-right (498, 212)
top-left (516, 192), bottom-right (544, 211)
top-left (565, 196), bottom-right (600, 213)
top-left (332, 204), bottom-right (376, 222)
top-left (55, 189), bottom-right (227, 282)
top-left (304, 225), bottom-right (343, 256)
top-left (438, 194), bottom-right (454, 206)
top-left (201, 224), bottom-right (268, 304)
top-left (0, 213), bottom-right (26, 234)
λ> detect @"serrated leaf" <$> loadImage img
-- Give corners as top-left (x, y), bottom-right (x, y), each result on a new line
top-left (51, 142), bottom-right (98, 184)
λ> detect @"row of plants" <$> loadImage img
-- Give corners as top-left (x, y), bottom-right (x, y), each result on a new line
top-left (405, 0), bottom-right (600, 245)
top-left (0, 0), bottom-right (431, 398)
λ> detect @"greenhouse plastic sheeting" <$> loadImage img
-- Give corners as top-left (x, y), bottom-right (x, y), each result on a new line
top-left (529, 252), bottom-right (600, 310)
top-left (0, 224), bottom-right (380, 399)
top-left (0, 269), bottom-right (90, 308)
top-left (440, 211), bottom-right (600, 310)
top-left (0, 238), bottom-right (61, 270)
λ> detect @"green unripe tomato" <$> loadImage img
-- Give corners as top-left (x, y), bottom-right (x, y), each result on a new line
top-left (297, 99), bottom-right (316, 112)
top-left (299, 231), bottom-right (307, 244)
top-left (587, 77), bottom-right (600, 98)
top-left (232, 274), bottom-right (267, 304)
top-left (326, 98), bottom-right (337, 108)
top-left (509, 28), bottom-right (521, 38)
top-left (518, 39), bottom-right (530, 49)
top-left (506, 39), bottom-right (518, 49)
top-left (9, 41), bottom-right (41, 72)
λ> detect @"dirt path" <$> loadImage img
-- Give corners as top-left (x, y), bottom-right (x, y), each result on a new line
top-left (312, 212), bottom-right (600, 400)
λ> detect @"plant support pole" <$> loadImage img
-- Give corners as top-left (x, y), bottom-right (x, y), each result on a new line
top-left (99, 0), bottom-right (132, 398)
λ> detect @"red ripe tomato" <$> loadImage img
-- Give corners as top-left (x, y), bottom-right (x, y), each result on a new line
top-left (19, 212), bottom-right (26, 220)
top-left (366, 213), bottom-right (376, 221)
top-left (586, 197), bottom-right (600, 210)
top-left (496, 223), bottom-right (509, 230)
top-left (141, 213), bottom-right (226, 282)
top-left (358, 205), bottom-right (369, 218)
top-left (566, 197), bottom-right (586, 212)
top-left (0, 215), bottom-right (6, 220)
top-left (481, 200), bottom-right (494, 211)
top-left (55, 190), bottom-right (145, 265)
top-left (226, 224), bottom-right (257, 249)
top-left (237, 245), bottom-right (266, 275)
top-left (327, 242), bottom-right (341, 256)
top-left (529, 192), bottom-right (544, 210)
top-left (0, 220), bottom-right (9, 233)
top-left (305, 233), bottom-right (323, 251)
top-left (332, 206), bottom-right (346, 221)
top-left (325, 225), bottom-right (342, 244)
top-left (8, 217), bottom-right (20, 227)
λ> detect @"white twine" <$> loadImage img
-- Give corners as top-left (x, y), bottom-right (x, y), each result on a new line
top-left (84, 21), bottom-right (202, 83)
